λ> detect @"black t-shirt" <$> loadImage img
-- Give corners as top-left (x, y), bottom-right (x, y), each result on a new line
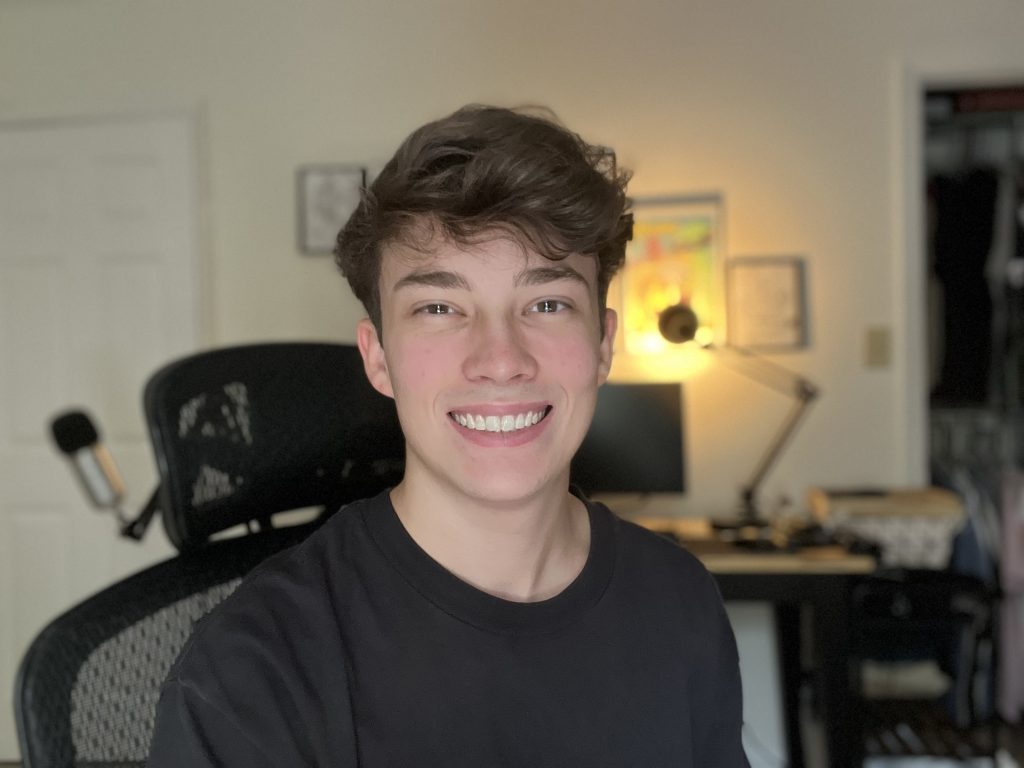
top-left (148, 491), bottom-right (749, 767)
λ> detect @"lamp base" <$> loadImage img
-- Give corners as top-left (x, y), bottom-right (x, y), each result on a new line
top-left (711, 511), bottom-right (784, 551)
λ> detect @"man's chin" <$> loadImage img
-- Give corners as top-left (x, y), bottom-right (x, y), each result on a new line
top-left (446, 475), bottom-right (566, 509)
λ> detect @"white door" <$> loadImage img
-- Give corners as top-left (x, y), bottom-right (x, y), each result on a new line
top-left (0, 116), bottom-right (200, 759)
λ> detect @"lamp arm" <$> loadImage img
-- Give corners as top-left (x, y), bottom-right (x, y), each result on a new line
top-left (704, 343), bottom-right (818, 523)
top-left (737, 384), bottom-right (818, 520)
top-left (710, 343), bottom-right (818, 399)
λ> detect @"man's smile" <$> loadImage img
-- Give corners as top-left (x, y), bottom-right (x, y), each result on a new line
top-left (449, 406), bottom-right (551, 433)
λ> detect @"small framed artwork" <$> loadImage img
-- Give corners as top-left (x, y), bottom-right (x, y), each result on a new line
top-left (296, 165), bottom-right (367, 254)
top-left (726, 256), bottom-right (809, 350)
top-left (615, 194), bottom-right (724, 355)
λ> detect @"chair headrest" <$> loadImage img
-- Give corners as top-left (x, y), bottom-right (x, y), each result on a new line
top-left (144, 342), bottom-right (404, 550)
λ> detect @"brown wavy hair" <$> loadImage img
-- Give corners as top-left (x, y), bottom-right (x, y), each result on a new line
top-left (335, 104), bottom-right (632, 336)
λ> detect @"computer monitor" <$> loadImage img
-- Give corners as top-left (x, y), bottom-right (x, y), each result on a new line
top-left (570, 382), bottom-right (685, 496)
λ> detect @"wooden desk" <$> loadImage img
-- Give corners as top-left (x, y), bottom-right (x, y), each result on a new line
top-left (634, 516), bottom-right (876, 768)
top-left (686, 539), bottom-right (876, 575)
top-left (631, 514), bottom-right (876, 574)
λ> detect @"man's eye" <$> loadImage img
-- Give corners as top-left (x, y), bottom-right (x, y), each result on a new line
top-left (417, 303), bottom-right (454, 315)
top-left (530, 299), bottom-right (569, 314)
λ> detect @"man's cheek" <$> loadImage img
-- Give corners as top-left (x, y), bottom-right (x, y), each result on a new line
top-left (403, 342), bottom-right (452, 381)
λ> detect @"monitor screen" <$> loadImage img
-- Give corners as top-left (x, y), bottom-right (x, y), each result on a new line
top-left (570, 382), bottom-right (685, 496)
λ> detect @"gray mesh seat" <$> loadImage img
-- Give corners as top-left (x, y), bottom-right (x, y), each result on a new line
top-left (14, 523), bottom-right (316, 768)
top-left (14, 342), bottom-right (404, 767)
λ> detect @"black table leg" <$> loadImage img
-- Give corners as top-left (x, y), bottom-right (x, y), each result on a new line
top-left (775, 603), bottom-right (805, 768)
top-left (715, 572), bottom-right (867, 768)
top-left (811, 576), bottom-right (864, 768)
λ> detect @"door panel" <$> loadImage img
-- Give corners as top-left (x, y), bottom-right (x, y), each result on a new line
top-left (0, 116), bottom-right (200, 759)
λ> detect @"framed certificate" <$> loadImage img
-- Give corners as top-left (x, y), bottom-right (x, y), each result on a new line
top-left (726, 256), bottom-right (809, 349)
top-left (296, 165), bottom-right (366, 254)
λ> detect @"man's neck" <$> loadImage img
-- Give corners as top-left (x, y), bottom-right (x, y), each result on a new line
top-left (389, 480), bottom-right (591, 603)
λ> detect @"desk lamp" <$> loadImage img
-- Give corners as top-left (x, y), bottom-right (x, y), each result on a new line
top-left (658, 303), bottom-right (819, 531)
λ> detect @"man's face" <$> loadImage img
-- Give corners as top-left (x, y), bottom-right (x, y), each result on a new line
top-left (357, 233), bottom-right (616, 507)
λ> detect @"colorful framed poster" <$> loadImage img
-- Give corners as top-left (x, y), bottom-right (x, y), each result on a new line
top-left (617, 195), bottom-right (724, 355)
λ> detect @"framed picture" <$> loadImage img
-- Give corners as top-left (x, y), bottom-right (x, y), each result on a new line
top-left (726, 256), bottom-right (809, 349)
top-left (615, 194), bottom-right (724, 355)
top-left (296, 165), bottom-right (366, 254)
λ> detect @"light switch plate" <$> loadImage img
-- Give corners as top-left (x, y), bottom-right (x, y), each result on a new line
top-left (864, 326), bottom-right (892, 369)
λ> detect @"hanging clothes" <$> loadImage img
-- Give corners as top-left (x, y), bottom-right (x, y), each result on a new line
top-left (931, 166), bottom-right (1000, 405)
top-left (999, 471), bottom-right (1024, 723)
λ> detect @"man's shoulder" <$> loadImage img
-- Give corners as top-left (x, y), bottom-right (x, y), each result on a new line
top-left (166, 492), bottom-right (389, 680)
top-left (585, 503), bottom-right (734, 664)
top-left (150, 498), bottom-right (383, 765)
top-left (230, 491), bottom-right (386, 596)
top-left (599, 506), bottom-right (725, 612)
top-left (613, 512), bottom-right (710, 576)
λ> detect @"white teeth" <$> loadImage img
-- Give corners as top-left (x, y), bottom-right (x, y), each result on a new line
top-left (452, 408), bottom-right (546, 433)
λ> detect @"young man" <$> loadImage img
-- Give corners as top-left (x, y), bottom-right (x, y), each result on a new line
top-left (148, 105), bottom-right (749, 766)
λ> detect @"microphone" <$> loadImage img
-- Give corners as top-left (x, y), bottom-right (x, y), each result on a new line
top-left (50, 410), bottom-right (126, 510)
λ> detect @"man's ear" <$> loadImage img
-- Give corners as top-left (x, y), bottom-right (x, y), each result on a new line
top-left (597, 308), bottom-right (617, 385)
top-left (356, 318), bottom-right (394, 398)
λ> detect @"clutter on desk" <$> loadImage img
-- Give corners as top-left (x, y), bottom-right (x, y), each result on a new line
top-left (635, 511), bottom-right (880, 559)
top-left (715, 519), bottom-right (881, 557)
top-left (806, 486), bottom-right (965, 568)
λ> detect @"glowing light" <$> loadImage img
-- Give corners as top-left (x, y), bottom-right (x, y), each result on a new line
top-left (609, 341), bottom-right (710, 383)
top-left (694, 326), bottom-right (716, 347)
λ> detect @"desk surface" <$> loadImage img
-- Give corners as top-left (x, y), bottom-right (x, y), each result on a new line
top-left (630, 515), bottom-right (877, 575)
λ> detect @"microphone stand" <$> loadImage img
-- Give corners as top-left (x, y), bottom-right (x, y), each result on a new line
top-left (120, 487), bottom-right (161, 541)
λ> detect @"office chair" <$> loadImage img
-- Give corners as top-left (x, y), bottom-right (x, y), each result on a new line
top-left (15, 342), bottom-right (404, 768)
top-left (855, 569), bottom-right (997, 757)
top-left (835, 491), bottom-right (1001, 760)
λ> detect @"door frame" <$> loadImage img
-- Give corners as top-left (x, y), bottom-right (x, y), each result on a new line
top-left (0, 111), bottom-right (206, 760)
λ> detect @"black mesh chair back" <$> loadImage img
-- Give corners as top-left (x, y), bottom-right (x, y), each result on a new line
top-left (144, 342), bottom-right (404, 549)
top-left (15, 342), bottom-right (405, 766)
top-left (15, 523), bottom-right (317, 768)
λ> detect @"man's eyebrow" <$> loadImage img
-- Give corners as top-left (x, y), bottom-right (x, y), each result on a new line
top-left (514, 265), bottom-right (590, 288)
top-left (392, 270), bottom-right (470, 292)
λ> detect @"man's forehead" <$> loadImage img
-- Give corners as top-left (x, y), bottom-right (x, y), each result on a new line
top-left (380, 233), bottom-right (596, 285)
top-left (384, 230), bottom-right (524, 265)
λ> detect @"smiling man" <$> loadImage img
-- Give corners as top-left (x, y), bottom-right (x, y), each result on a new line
top-left (359, 238), bottom-right (611, 603)
top-left (148, 105), bottom-right (749, 767)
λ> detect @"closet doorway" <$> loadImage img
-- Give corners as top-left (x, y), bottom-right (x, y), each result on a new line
top-left (925, 86), bottom-right (1024, 479)
top-left (923, 84), bottom-right (1024, 738)
top-left (925, 86), bottom-right (1024, 412)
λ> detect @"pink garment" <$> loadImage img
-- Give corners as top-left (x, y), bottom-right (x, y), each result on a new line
top-left (999, 472), bottom-right (1024, 723)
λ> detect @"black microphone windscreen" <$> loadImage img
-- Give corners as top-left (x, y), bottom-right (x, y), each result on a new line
top-left (51, 411), bottom-right (99, 453)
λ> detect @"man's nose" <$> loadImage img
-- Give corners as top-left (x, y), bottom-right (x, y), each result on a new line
top-left (462, 316), bottom-right (538, 385)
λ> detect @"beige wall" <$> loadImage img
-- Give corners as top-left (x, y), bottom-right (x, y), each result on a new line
top-left (3, 0), bottom-right (1023, 513)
